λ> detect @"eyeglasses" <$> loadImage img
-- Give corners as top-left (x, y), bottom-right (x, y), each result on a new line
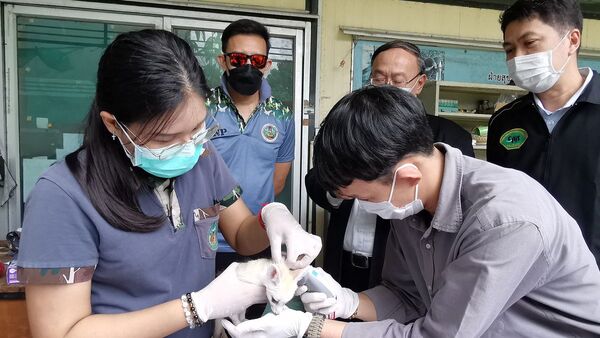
top-left (117, 121), bottom-right (219, 159)
top-left (225, 52), bottom-right (268, 69)
top-left (369, 73), bottom-right (422, 87)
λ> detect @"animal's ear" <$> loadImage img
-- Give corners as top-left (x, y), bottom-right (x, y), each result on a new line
top-left (291, 266), bottom-right (310, 283)
top-left (266, 263), bottom-right (281, 287)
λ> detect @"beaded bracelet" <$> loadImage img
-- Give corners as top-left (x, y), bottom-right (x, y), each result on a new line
top-left (180, 293), bottom-right (203, 329)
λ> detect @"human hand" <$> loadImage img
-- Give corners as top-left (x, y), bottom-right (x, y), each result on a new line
top-left (297, 268), bottom-right (359, 319)
top-left (191, 262), bottom-right (266, 322)
top-left (261, 202), bottom-right (322, 269)
top-left (221, 309), bottom-right (313, 338)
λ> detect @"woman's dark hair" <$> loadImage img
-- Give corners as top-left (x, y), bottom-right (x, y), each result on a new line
top-left (500, 0), bottom-right (583, 35)
top-left (66, 29), bottom-right (210, 232)
top-left (313, 86), bottom-right (434, 194)
top-left (221, 19), bottom-right (271, 53)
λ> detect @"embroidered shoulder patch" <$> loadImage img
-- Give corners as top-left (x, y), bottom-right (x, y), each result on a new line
top-left (500, 128), bottom-right (528, 150)
top-left (261, 123), bottom-right (279, 142)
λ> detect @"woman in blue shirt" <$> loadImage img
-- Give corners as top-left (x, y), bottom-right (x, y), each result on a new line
top-left (17, 29), bottom-right (320, 338)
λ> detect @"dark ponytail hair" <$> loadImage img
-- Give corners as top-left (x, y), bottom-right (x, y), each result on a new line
top-left (66, 29), bottom-right (210, 232)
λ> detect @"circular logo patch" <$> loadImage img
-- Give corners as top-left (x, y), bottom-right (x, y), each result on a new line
top-left (208, 221), bottom-right (218, 251)
top-left (500, 128), bottom-right (528, 150)
top-left (261, 124), bottom-right (279, 143)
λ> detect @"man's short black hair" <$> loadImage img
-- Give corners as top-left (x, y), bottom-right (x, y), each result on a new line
top-left (500, 0), bottom-right (583, 34)
top-left (371, 40), bottom-right (425, 74)
top-left (221, 19), bottom-right (271, 53)
top-left (313, 86), bottom-right (434, 193)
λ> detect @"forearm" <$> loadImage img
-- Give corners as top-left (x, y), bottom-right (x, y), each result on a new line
top-left (234, 216), bottom-right (269, 255)
top-left (356, 292), bottom-right (377, 321)
top-left (315, 293), bottom-right (376, 338)
top-left (31, 298), bottom-right (187, 338)
top-left (320, 319), bottom-right (346, 338)
top-left (274, 180), bottom-right (285, 196)
top-left (273, 162), bottom-right (291, 196)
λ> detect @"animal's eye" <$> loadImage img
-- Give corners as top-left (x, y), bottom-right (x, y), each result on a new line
top-left (270, 296), bottom-right (279, 304)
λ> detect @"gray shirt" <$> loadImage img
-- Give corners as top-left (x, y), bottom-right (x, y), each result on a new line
top-left (343, 143), bottom-right (600, 338)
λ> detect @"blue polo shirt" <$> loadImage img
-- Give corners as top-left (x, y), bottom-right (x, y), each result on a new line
top-left (17, 142), bottom-right (240, 338)
top-left (206, 77), bottom-right (294, 252)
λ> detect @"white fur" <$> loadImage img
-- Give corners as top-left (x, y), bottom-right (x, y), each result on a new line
top-left (212, 259), bottom-right (306, 338)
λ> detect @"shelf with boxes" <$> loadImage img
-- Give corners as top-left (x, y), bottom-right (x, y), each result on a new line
top-left (420, 80), bottom-right (527, 159)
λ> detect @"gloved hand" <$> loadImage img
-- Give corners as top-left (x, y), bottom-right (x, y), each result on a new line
top-left (221, 309), bottom-right (313, 338)
top-left (261, 202), bottom-right (322, 269)
top-left (191, 262), bottom-right (266, 322)
top-left (297, 268), bottom-right (359, 319)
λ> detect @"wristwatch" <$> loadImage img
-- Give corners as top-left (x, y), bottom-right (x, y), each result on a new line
top-left (304, 314), bottom-right (325, 338)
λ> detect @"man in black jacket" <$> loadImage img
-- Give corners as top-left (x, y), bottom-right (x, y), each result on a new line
top-left (487, 0), bottom-right (599, 263)
top-left (306, 40), bottom-right (474, 291)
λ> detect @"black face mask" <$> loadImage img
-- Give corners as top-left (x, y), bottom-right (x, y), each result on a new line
top-left (225, 64), bottom-right (263, 96)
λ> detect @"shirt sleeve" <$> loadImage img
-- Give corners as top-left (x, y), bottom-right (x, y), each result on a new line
top-left (276, 116), bottom-right (295, 163)
top-left (17, 177), bottom-right (99, 284)
top-left (362, 227), bottom-right (427, 324)
top-left (343, 221), bottom-right (548, 338)
top-left (206, 142), bottom-right (242, 208)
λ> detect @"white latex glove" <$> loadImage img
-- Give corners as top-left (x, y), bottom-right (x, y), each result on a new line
top-left (221, 309), bottom-right (313, 338)
top-left (261, 202), bottom-right (322, 269)
top-left (297, 269), bottom-right (359, 319)
top-left (191, 262), bottom-right (267, 322)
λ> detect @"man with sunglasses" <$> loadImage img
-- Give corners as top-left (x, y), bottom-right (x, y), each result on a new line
top-left (206, 19), bottom-right (295, 258)
top-left (305, 40), bottom-right (474, 295)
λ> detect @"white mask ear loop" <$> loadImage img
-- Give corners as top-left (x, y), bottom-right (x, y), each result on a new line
top-left (551, 32), bottom-right (572, 73)
top-left (112, 116), bottom-right (138, 158)
top-left (387, 163), bottom-right (418, 202)
top-left (413, 184), bottom-right (419, 201)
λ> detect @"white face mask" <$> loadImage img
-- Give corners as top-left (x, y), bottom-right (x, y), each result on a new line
top-left (507, 32), bottom-right (571, 93)
top-left (357, 163), bottom-right (424, 220)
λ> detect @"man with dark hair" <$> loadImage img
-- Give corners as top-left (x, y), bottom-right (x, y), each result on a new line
top-left (487, 0), bottom-right (600, 263)
top-left (224, 86), bottom-right (600, 338)
top-left (206, 19), bottom-right (295, 255)
top-left (305, 39), bottom-right (474, 293)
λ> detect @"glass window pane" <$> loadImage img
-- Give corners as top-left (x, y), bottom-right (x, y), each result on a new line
top-left (17, 16), bottom-right (151, 200)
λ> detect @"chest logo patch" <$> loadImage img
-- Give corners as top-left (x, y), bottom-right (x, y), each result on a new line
top-left (208, 221), bottom-right (218, 251)
top-left (261, 123), bottom-right (279, 143)
top-left (500, 128), bottom-right (528, 150)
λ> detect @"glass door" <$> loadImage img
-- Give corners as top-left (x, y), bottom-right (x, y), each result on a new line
top-left (3, 5), bottom-right (162, 233)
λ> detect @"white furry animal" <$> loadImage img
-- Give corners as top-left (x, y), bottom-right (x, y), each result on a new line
top-left (236, 258), bottom-right (306, 315)
top-left (212, 259), bottom-right (306, 338)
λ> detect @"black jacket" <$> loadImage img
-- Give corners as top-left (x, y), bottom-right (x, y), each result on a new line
top-left (427, 115), bottom-right (475, 158)
top-left (306, 115), bottom-right (475, 290)
top-left (487, 71), bottom-right (600, 263)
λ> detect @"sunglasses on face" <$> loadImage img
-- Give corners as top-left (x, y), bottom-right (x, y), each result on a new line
top-left (225, 52), bottom-right (268, 69)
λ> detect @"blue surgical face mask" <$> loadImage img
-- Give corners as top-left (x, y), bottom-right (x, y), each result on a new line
top-left (115, 118), bottom-right (218, 178)
top-left (357, 163), bottom-right (424, 220)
